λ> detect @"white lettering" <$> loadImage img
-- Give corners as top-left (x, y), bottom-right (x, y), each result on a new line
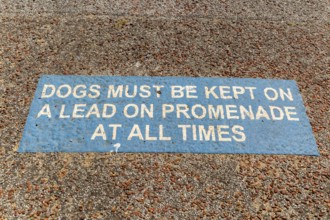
top-left (88, 85), bottom-right (101, 98)
top-left (127, 124), bottom-right (143, 140)
top-left (91, 124), bottom-right (106, 140)
top-left (59, 105), bottom-right (70, 118)
top-left (145, 125), bottom-right (157, 140)
top-left (109, 124), bottom-right (122, 140)
top-left (186, 86), bottom-right (198, 98)
top-left (162, 104), bottom-right (174, 118)
top-left (102, 104), bottom-right (116, 118)
top-left (191, 104), bottom-right (206, 119)
top-left (178, 124), bottom-right (191, 141)
top-left (226, 105), bottom-right (239, 119)
top-left (123, 104), bottom-right (139, 118)
top-left (153, 85), bottom-right (164, 98)
top-left (56, 84), bottom-right (72, 98)
top-left (256, 106), bottom-right (270, 120)
top-left (72, 104), bottom-right (86, 118)
top-left (37, 104), bottom-right (51, 118)
top-left (73, 85), bottom-right (86, 98)
top-left (199, 125), bottom-right (216, 141)
top-left (232, 125), bottom-right (246, 142)
top-left (41, 84), bottom-right (56, 98)
top-left (279, 88), bottom-right (293, 101)
top-left (141, 104), bottom-right (153, 118)
top-left (219, 86), bottom-right (232, 99)
top-left (284, 107), bottom-right (299, 121)
top-left (140, 85), bottom-right (151, 98)
top-left (108, 85), bottom-right (123, 98)
top-left (269, 106), bottom-right (284, 120)
top-left (85, 104), bottom-right (100, 118)
top-left (159, 125), bottom-right (171, 141)
top-left (171, 86), bottom-right (185, 98)
top-left (232, 86), bottom-right (245, 99)
top-left (217, 125), bottom-right (231, 141)
top-left (205, 86), bottom-right (218, 99)
top-left (264, 88), bottom-right (278, 101)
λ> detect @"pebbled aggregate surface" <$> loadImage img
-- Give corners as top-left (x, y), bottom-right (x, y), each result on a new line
top-left (0, 1), bottom-right (329, 219)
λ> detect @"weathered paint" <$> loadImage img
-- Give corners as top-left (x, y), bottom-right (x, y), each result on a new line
top-left (18, 75), bottom-right (319, 155)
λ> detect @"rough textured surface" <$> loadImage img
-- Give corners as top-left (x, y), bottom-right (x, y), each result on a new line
top-left (1, 0), bottom-right (330, 22)
top-left (0, 1), bottom-right (329, 219)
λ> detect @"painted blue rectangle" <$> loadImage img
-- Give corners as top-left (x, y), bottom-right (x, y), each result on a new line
top-left (19, 75), bottom-right (319, 155)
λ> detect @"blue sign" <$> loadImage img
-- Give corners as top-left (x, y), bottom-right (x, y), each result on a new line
top-left (19, 75), bottom-right (319, 155)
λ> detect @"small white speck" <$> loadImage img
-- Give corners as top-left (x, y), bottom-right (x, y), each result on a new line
top-left (113, 143), bottom-right (121, 153)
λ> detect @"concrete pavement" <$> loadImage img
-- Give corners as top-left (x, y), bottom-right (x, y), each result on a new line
top-left (0, 1), bottom-right (329, 219)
